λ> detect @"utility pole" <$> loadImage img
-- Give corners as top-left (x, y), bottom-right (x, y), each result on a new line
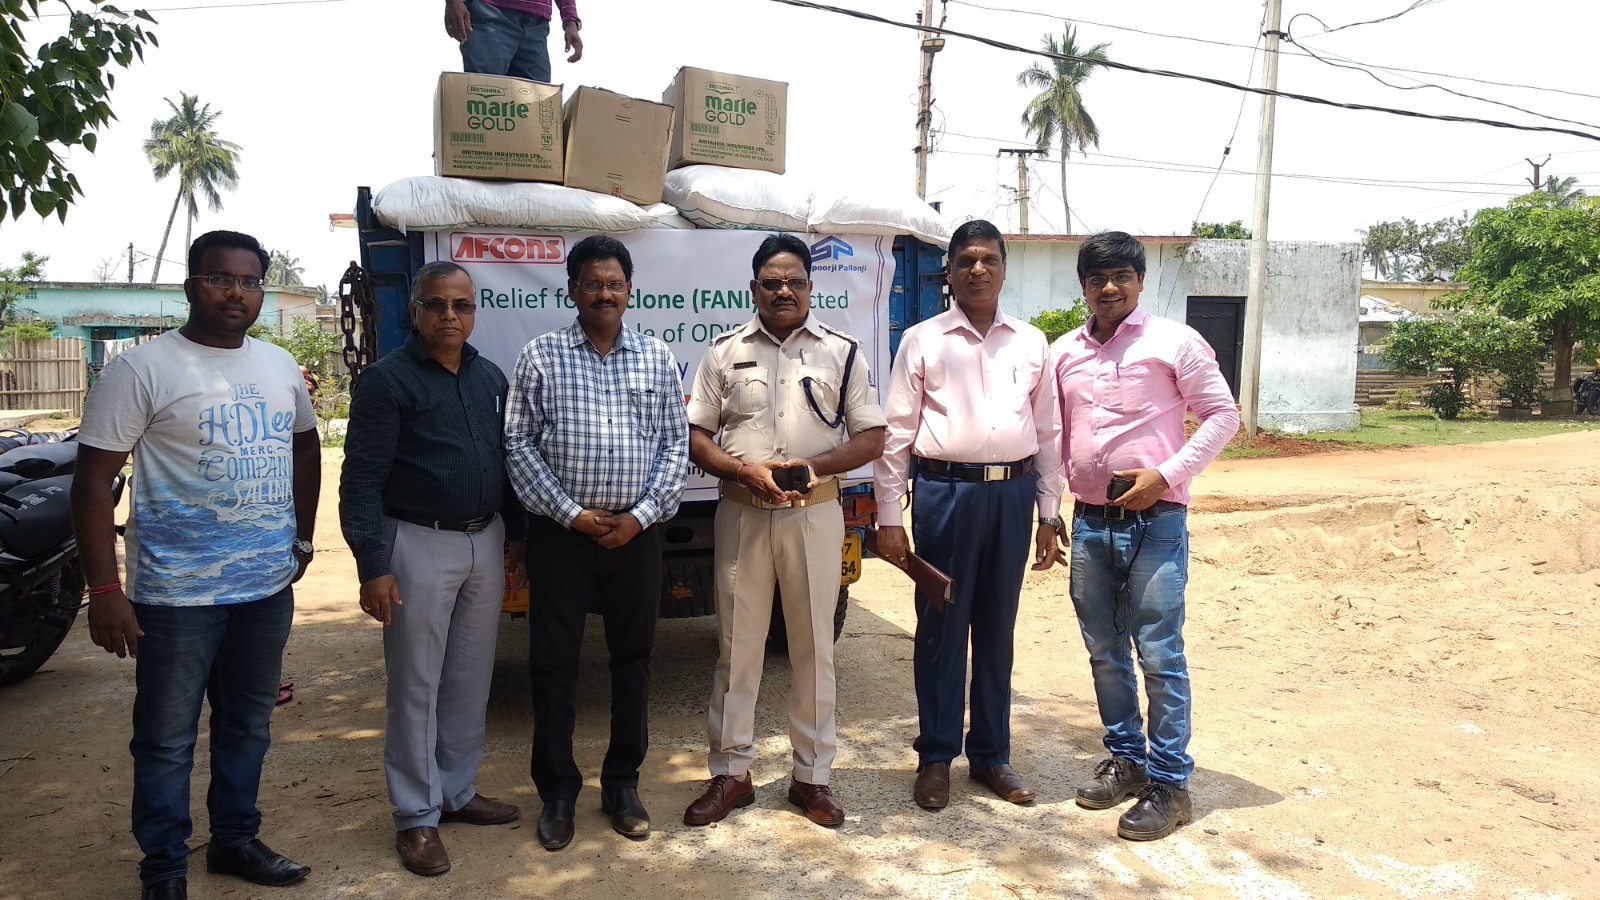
top-left (1240, 0), bottom-right (1283, 439)
top-left (998, 148), bottom-right (1043, 233)
top-left (1525, 155), bottom-right (1551, 191)
top-left (127, 243), bottom-right (134, 284)
top-left (913, 0), bottom-right (945, 199)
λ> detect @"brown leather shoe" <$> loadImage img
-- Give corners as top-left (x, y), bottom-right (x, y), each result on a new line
top-left (971, 764), bottom-right (1036, 804)
top-left (683, 774), bottom-right (755, 826)
top-left (914, 762), bottom-right (950, 810)
top-left (787, 780), bottom-right (844, 827)
top-left (395, 826), bottom-right (450, 876)
top-left (439, 793), bottom-right (520, 826)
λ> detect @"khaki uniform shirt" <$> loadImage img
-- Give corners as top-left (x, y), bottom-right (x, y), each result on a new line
top-left (687, 316), bottom-right (888, 476)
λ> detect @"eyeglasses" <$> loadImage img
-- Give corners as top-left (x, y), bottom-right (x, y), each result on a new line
top-left (758, 278), bottom-right (810, 294)
top-left (191, 273), bottom-right (265, 292)
top-left (412, 299), bottom-right (477, 315)
top-left (1084, 273), bottom-right (1139, 290)
top-left (576, 281), bottom-right (629, 296)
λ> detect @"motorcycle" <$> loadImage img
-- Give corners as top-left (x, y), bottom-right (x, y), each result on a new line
top-left (0, 440), bottom-right (124, 685)
top-left (1574, 372), bottom-right (1600, 416)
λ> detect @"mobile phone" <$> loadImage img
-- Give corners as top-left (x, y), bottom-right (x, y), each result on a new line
top-left (1107, 475), bottom-right (1135, 503)
top-left (773, 464), bottom-right (813, 495)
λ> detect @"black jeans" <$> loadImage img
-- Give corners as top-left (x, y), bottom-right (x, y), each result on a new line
top-left (526, 514), bottom-right (661, 801)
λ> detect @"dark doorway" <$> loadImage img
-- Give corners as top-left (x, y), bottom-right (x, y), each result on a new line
top-left (1186, 297), bottom-right (1244, 399)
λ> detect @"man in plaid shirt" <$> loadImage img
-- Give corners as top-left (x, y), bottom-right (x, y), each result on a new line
top-left (504, 235), bottom-right (689, 851)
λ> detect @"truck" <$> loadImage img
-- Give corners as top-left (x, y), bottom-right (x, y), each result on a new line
top-left (343, 184), bottom-right (948, 641)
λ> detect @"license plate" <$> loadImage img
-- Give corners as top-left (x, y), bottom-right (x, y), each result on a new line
top-left (840, 531), bottom-right (862, 585)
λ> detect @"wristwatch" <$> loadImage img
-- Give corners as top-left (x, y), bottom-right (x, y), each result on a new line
top-left (291, 538), bottom-right (315, 559)
top-left (1039, 517), bottom-right (1064, 531)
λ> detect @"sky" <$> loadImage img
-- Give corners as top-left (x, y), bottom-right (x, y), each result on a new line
top-left (4, 0), bottom-right (1598, 293)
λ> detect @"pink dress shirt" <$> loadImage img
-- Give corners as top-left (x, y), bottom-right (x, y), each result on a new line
top-left (1051, 306), bottom-right (1240, 508)
top-left (874, 307), bottom-right (1064, 527)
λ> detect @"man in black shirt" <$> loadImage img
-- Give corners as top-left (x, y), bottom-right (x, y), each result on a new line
top-left (339, 260), bottom-right (525, 877)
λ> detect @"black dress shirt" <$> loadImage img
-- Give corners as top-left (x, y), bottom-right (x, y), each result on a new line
top-left (340, 332), bottom-right (524, 583)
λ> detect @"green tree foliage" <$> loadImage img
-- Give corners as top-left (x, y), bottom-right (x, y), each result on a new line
top-left (143, 92), bottom-right (240, 282)
top-left (1456, 192), bottom-right (1600, 399)
top-left (0, 251), bottom-right (46, 321)
top-left (1542, 174), bottom-right (1588, 208)
top-left (266, 250), bottom-right (304, 286)
top-left (0, 1), bottom-right (155, 222)
top-left (1017, 24), bottom-right (1109, 233)
top-left (1382, 308), bottom-right (1546, 417)
top-left (1359, 215), bottom-right (1470, 281)
top-left (1030, 301), bottom-right (1090, 342)
top-left (249, 317), bottom-right (340, 373)
top-left (1190, 220), bottom-right (1252, 239)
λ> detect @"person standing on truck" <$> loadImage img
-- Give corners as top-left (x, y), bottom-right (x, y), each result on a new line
top-left (71, 231), bottom-right (320, 900)
top-left (682, 233), bottom-right (887, 830)
top-left (1048, 231), bottom-right (1238, 841)
top-left (505, 235), bottom-right (689, 850)
top-left (339, 260), bottom-right (526, 877)
top-left (873, 218), bottom-right (1064, 813)
top-left (444, 0), bottom-right (582, 84)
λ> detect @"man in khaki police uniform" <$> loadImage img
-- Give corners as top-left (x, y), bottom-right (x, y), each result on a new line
top-left (682, 233), bottom-right (887, 829)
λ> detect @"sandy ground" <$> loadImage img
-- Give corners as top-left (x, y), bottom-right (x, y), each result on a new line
top-left (2, 434), bottom-right (1596, 899)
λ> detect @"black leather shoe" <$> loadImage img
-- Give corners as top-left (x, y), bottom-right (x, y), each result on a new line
top-left (537, 799), bottom-right (577, 851)
top-left (1076, 756), bottom-right (1150, 809)
top-left (205, 838), bottom-right (310, 886)
top-left (141, 878), bottom-right (186, 900)
top-left (601, 788), bottom-right (650, 839)
top-left (1117, 782), bottom-right (1193, 841)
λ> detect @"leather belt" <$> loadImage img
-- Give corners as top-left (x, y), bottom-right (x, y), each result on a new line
top-left (915, 457), bottom-right (1033, 482)
top-left (390, 511), bottom-right (498, 534)
top-left (1074, 500), bottom-right (1185, 522)
top-left (721, 477), bottom-right (840, 510)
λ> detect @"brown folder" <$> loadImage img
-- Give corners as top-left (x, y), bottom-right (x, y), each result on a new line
top-left (864, 527), bottom-right (954, 611)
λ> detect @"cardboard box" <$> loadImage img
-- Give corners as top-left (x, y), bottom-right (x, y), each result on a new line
top-left (562, 87), bottom-right (674, 205)
top-left (435, 72), bottom-right (563, 182)
top-left (662, 66), bottom-right (787, 174)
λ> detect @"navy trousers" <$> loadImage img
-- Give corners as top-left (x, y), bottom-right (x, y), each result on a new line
top-left (909, 470), bottom-right (1035, 769)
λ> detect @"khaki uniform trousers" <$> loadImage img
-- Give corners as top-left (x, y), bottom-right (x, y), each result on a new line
top-left (706, 496), bottom-right (845, 785)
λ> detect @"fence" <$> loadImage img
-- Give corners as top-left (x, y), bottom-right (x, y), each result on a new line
top-left (1356, 361), bottom-right (1597, 409)
top-left (0, 336), bottom-right (86, 417)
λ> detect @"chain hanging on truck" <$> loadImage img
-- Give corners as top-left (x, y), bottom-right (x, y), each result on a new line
top-left (338, 262), bottom-right (378, 381)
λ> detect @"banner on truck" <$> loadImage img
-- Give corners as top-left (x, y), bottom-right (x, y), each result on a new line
top-left (423, 229), bottom-right (896, 502)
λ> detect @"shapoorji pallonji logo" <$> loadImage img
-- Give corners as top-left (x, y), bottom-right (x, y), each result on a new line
top-left (703, 80), bottom-right (758, 125)
top-left (809, 236), bottom-right (867, 275)
top-left (450, 233), bottom-right (566, 264)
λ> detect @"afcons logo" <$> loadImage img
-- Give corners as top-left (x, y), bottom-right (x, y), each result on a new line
top-left (450, 233), bottom-right (566, 264)
top-left (810, 236), bottom-right (854, 264)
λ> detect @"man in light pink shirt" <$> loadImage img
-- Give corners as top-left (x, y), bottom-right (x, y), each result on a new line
top-left (1048, 231), bottom-right (1238, 842)
top-left (875, 219), bottom-right (1064, 812)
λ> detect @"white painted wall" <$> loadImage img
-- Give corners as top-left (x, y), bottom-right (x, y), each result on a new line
top-left (998, 237), bottom-right (1361, 432)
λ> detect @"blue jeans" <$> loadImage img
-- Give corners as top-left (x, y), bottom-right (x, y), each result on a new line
top-left (1068, 508), bottom-right (1192, 788)
top-left (460, 0), bottom-right (552, 82)
top-left (130, 587), bottom-right (293, 887)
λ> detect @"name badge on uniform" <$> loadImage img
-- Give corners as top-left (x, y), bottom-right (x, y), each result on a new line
top-left (732, 361), bottom-right (758, 370)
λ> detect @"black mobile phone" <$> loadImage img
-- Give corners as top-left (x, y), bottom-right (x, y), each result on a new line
top-left (1107, 475), bottom-right (1135, 503)
top-left (773, 464), bottom-right (813, 495)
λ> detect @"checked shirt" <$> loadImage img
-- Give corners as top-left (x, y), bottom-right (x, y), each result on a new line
top-left (505, 321), bottom-right (688, 529)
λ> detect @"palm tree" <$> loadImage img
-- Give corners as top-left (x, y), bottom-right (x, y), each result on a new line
top-left (266, 250), bottom-right (305, 286)
top-left (143, 93), bottom-right (241, 283)
top-left (1543, 174), bottom-right (1588, 208)
top-left (1017, 24), bottom-right (1109, 234)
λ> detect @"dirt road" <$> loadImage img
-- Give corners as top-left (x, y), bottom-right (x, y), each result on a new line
top-left (2, 434), bottom-right (1595, 899)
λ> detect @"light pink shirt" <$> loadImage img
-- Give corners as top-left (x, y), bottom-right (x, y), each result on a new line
top-left (874, 306), bottom-right (1064, 527)
top-left (1051, 306), bottom-right (1240, 508)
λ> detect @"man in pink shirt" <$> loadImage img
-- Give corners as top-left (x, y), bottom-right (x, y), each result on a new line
top-left (875, 219), bottom-right (1064, 812)
top-left (444, 0), bottom-right (583, 84)
top-left (1048, 231), bottom-right (1239, 841)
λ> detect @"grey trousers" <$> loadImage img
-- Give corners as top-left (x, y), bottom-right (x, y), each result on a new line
top-left (382, 517), bottom-right (505, 830)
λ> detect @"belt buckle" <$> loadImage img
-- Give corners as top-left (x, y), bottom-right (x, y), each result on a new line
top-left (982, 465), bottom-right (1009, 482)
top-left (1106, 505), bottom-right (1128, 522)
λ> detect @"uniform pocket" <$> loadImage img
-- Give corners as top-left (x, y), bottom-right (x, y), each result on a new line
top-left (727, 366), bottom-right (771, 417)
top-left (795, 364), bottom-right (840, 421)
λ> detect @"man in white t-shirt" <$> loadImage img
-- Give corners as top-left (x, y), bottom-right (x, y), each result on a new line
top-left (71, 231), bottom-right (322, 900)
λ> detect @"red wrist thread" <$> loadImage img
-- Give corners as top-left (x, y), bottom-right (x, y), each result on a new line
top-left (86, 583), bottom-right (123, 596)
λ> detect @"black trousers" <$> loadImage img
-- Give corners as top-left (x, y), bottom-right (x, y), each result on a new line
top-left (526, 514), bottom-right (662, 801)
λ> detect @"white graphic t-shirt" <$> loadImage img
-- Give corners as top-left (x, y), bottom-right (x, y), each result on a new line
top-left (79, 330), bottom-right (316, 606)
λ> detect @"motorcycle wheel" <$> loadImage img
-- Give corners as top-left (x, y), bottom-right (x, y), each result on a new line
top-left (0, 561), bottom-right (84, 686)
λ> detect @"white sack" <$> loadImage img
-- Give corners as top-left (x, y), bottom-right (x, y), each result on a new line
top-left (808, 185), bottom-right (953, 246)
top-left (663, 166), bottom-right (811, 232)
top-left (372, 176), bottom-right (666, 232)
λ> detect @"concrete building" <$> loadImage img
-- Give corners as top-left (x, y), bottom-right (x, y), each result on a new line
top-left (998, 235), bottom-right (1362, 433)
top-left (15, 282), bottom-right (321, 374)
top-left (1359, 279), bottom-right (1464, 316)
